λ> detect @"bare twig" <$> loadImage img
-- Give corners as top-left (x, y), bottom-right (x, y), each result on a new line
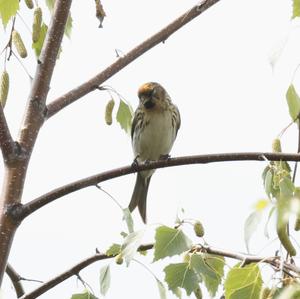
top-left (46, 0), bottom-right (221, 119)
top-left (5, 263), bottom-right (25, 298)
top-left (20, 241), bottom-right (300, 299)
top-left (12, 152), bottom-right (300, 221)
top-left (20, 244), bottom-right (153, 299)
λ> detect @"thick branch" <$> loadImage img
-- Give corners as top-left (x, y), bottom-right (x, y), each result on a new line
top-left (0, 105), bottom-right (17, 163)
top-left (20, 242), bottom-right (300, 299)
top-left (5, 263), bottom-right (25, 298)
top-left (18, 0), bottom-right (73, 150)
top-left (0, 0), bottom-right (72, 286)
top-left (14, 152), bottom-right (300, 221)
top-left (46, 0), bottom-right (221, 118)
top-left (20, 244), bottom-right (153, 299)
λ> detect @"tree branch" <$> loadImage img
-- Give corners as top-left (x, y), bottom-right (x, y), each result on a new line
top-left (46, 0), bottom-right (221, 119)
top-left (20, 244), bottom-right (153, 299)
top-left (0, 0), bottom-right (72, 286)
top-left (20, 241), bottom-right (300, 299)
top-left (18, 0), bottom-right (73, 151)
top-left (0, 105), bottom-right (17, 164)
top-left (200, 245), bottom-right (300, 275)
top-left (13, 152), bottom-right (300, 221)
top-left (5, 263), bottom-right (25, 298)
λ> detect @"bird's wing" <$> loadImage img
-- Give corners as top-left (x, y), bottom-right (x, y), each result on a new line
top-left (131, 108), bottom-right (140, 140)
top-left (173, 104), bottom-right (181, 136)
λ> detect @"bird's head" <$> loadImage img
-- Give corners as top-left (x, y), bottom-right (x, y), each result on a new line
top-left (138, 82), bottom-right (169, 110)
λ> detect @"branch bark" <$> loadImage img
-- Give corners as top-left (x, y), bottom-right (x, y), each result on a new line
top-left (0, 0), bottom-right (72, 286)
top-left (46, 0), bottom-right (221, 119)
top-left (20, 241), bottom-right (300, 299)
top-left (13, 152), bottom-right (300, 221)
top-left (5, 263), bottom-right (25, 298)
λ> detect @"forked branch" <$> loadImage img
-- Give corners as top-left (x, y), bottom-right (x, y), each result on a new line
top-left (46, 0), bottom-right (221, 118)
top-left (20, 243), bottom-right (300, 299)
top-left (21, 244), bottom-right (153, 299)
top-left (0, 0), bottom-right (73, 286)
top-left (5, 263), bottom-right (25, 298)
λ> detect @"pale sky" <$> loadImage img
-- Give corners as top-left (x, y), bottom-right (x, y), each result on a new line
top-left (1, 0), bottom-right (300, 298)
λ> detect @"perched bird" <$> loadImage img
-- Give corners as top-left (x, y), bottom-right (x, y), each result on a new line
top-left (129, 82), bottom-right (181, 223)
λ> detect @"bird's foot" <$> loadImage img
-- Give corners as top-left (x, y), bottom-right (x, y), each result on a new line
top-left (159, 154), bottom-right (171, 161)
top-left (131, 155), bottom-right (140, 169)
top-left (144, 159), bottom-right (153, 165)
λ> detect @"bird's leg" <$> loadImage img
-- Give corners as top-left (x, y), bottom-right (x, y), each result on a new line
top-left (159, 154), bottom-right (171, 161)
top-left (131, 155), bottom-right (140, 169)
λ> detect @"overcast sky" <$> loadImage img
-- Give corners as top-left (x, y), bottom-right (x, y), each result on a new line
top-left (1, 0), bottom-right (300, 298)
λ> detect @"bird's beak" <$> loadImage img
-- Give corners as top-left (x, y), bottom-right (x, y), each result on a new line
top-left (142, 96), bottom-right (155, 109)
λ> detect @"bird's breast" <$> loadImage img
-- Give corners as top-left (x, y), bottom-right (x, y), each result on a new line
top-left (132, 110), bottom-right (176, 161)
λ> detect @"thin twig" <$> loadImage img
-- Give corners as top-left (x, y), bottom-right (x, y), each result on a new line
top-left (46, 0), bottom-right (221, 119)
top-left (20, 244), bottom-right (153, 299)
top-left (197, 244), bottom-right (300, 276)
top-left (12, 152), bottom-right (300, 221)
top-left (5, 263), bottom-right (25, 298)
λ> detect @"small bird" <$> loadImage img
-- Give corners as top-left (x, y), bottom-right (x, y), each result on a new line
top-left (129, 82), bottom-right (181, 223)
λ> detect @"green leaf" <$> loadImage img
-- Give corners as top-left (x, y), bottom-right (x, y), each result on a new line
top-left (293, 0), bottom-right (300, 18)
top-left (32, 23), bottom-right (48, 57)
top-left (153, 226), bottom-right (192, 261)
top-left (70, 289), bottom-right (99, 299)
top-left (106, 243), bottom-right (121, 256)
top-left (191, 254), bottom-right (224, 297)
top-left (164, 263), bottom-right (199, 296)
top-left (224, 263), bottom-right (262, 299)
top-left (122, 208), bottom-right (134, 233)
top-left (121, 230), bottom-right (144, 265)
top-left (99, 265), bottom-right (110, 296)
top-left (156, 279), bottom-right (167, 299)
top-left (116, 100), bottom-right (133, 135)
top-left (286, 84), bottom-right (300, 121)
top-left (0, 0), bottom-right (19, 27)
top-left (244, 210), bottom-right (262, 252)
top-left (262, 167), bottom-right (275, 198)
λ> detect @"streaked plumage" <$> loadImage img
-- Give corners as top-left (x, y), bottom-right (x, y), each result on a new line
top-left (129, 82), bottom-right (180, 223)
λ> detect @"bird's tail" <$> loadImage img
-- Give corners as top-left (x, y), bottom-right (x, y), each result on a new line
top-left (129, 173), bottom-right (151, 223)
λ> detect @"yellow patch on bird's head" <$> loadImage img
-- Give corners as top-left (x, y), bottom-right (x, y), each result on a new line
top-left (137, 82), bottom-right (169, 111)
top-left (138, 82), bottom-right (157, 98)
